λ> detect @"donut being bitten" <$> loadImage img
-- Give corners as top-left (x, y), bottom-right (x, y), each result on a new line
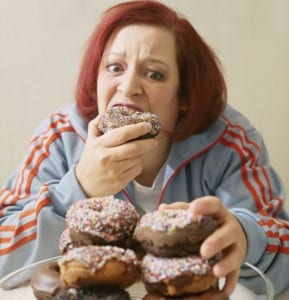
top-left (134, 209), bottom-right (219, 257)
top-left (58, 245), bottom-right (140, 289)
top-left (65, 197), bottom-right (140, 249)
top-left (30, 262), bottom-right (131, 300)
top-left (141, 254), bottom-right (219, 296)
top-left (98, 106), bottom-right (161, 139)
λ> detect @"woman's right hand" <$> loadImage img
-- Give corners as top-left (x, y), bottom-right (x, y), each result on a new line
top-left (75, 116), bottom-right (158, 197)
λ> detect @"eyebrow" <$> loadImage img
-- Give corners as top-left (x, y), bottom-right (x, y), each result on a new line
top-left (105, 53), bottom-right (169, 68)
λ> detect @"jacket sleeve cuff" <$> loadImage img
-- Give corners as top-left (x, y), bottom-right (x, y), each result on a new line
top-left (230, 208), bottom-right (267, 264)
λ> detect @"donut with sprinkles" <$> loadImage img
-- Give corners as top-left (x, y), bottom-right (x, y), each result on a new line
top-left (30, 261), bottom-right (131, 300)
top-left (134, 209), bottom-right (219, 257)
top-left (66, 196), bottom-right (140, 249)
top-left (143, 290), bottom-right (229, 300)
top-left (59, 228), bottom-right (73, 255)
top-left (58, 245), bottom-right (140, 289)
top-left (141, 253), bottom-right (219, 296)
top-left (98, 106), bottom-right (161, 139)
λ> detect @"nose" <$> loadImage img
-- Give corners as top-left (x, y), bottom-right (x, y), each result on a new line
top-left (117, 69), bottom-right (143, 97)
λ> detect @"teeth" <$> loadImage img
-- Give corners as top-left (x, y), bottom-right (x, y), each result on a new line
top-left (122, 107), bottom-right (137, 115)
top-left (112, 104), bottom-right (142, 115)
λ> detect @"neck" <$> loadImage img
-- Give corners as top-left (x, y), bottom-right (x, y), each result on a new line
top-left (135, 137), bottom-right (171, 187)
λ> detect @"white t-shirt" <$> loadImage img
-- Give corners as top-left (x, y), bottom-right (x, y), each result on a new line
top-left (133, 163), bottom-right (166, 215)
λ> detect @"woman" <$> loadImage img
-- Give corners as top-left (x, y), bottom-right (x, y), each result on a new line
top-left (0, 0), bottom-right (288, 296)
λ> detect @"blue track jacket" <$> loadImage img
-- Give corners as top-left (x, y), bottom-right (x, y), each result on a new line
top-left (0, 104), bottom-right (288, 295)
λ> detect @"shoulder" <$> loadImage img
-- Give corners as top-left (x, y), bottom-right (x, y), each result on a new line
top-left (220, 104), bottom-right (265, 145)
top-left (31, 103), bottom-right (87, 140)
top-left (221, 105), bottom-right (257, 132)
top-left (215, 105), bottom-right (268, 167)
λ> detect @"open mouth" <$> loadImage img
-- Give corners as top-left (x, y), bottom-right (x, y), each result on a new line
top-left (111, 103), bottom-right (144, 115)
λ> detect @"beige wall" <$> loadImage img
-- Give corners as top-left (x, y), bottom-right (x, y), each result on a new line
top-left (1, 0), bottom-right (288, 209)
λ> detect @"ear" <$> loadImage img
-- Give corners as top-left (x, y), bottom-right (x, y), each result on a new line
top-left (179, 106), bottom-right (187, 119)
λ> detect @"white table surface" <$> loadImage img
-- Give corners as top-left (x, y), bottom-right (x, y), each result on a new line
top-left (0, 281), bottom-right (283, 300)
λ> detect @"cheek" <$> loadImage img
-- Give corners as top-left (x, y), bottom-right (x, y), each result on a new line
top-left (96, 75), bottom-right (114, 113)
top-left (154, 94), bottom-right (179, 130)
top-left (162, 105), bottom-right (179, 130)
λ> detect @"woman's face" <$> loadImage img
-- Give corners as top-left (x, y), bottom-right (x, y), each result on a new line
top-left (97, 24), bottom-right (180, 134)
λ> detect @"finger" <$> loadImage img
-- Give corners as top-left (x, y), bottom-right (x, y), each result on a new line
top-left (99, 122), bottom-right (153, 147)
top-left (213, 244), bottom-right (242, 278)
top-left (201, 222), bottom-right (236, 259)
top-left (87, 116), bottom-right (102, 138)
top-left (189, 196), bottom-right (226, 218)
top-left (221, 269), bottom-right (240, 295)
top-left (112, 138), bottom-right (158, 161)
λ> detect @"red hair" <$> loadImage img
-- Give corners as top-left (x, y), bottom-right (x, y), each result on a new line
top-left (76, 0), bottom-right (227, 139)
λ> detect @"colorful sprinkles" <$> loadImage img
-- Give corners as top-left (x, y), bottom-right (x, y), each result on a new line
top-left (60, 245), bottom-right (139, 272)
top-left (66, 196), bottom-right (140, 242)
top-left (141, 254), bottom-right (214, 283)
top-left (137, 209), bottom-right (199, 233)
top-left (98, 106), bottom-right (161, 136)
top-left (59, 228), bottom-right (73, 254)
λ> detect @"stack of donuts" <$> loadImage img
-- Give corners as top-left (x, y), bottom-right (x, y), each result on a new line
top-left (134, 209), bottom-right (229, 300)
top-left (31, 198), bottom-right (229, 300)
top-left (31, 196), bottom-right (141, 300)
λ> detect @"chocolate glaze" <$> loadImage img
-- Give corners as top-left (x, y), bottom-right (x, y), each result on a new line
top-left (53, 286), bottom-right (131, 300)
top-left (69, 229), bottom-right (136, 250)
top-left (135, 213), bottom-right (219, 257)
top-left (143, 290), bottom-right (229, 300)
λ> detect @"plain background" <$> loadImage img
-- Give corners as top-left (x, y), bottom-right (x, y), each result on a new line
top-left (0, 0), bottom-right (288, 209)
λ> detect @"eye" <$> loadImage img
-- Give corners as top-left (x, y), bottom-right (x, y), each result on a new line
top-left (106, 63), bottom-right (123, 73)
top-left (146, 70), bottom-right (165, 82)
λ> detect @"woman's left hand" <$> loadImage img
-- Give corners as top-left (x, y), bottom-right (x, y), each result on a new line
top-left (159, 196), bottom-right (247, 295)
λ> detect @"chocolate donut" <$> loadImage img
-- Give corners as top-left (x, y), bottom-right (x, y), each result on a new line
top-left (59, 228), bottom-right (73, 255)
top-left (52, 287), bottom-right (131, 300)
top-left (30, 262), bottom-right (131, 300)
top-left (143, 290), bottom-right (229, 300)
top-left (98, 106), bottom-right (161, 139)
top-left (66, 197), bottom-right (140, 249)
top-left (59, 245), bottom-right (140, 289)
top-left (141, 254), bottom-right (219, 296)
top-left (134, 209), bottom-right (219, 257)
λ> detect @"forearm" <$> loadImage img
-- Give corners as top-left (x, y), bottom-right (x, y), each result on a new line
top-left (0, 202), bottom-right (66, 289)
top-left (0, 167), bottom-right (86, 288)
top-left (48, 165), bottom-right (87, 216)
top-left (232, 208), bottom-right (289, 295)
